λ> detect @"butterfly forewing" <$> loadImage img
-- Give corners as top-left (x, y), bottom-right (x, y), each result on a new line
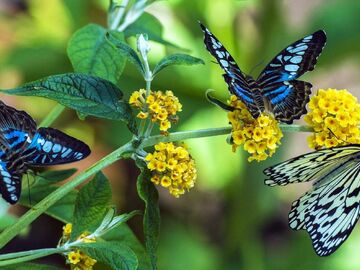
top-left (200, 23), bottom-right (264, 118)
top-left (257, 30), bottom-right (327, 85)
top-left (24, 127), bottom-right (91, 165)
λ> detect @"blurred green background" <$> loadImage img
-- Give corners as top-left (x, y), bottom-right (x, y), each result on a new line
top-left (0, 0), bottom-right (359, 269)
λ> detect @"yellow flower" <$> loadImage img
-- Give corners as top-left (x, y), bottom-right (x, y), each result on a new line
top-left (68, 251), bottom-right (81, 264)
top-left (129, 89), bottom-right (182, 132)
top-left (137, 111), bottom-right (148, 119)
top-left (227, 95), bottom-right (283, 162)
top-left (146, 142), bottom-right (196, 197)
top-left (305, 89), bottom-right (360, 149)
top-left (63, 223), bottom-right (72, 237)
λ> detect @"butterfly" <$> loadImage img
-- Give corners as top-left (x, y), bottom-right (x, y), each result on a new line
top-left (263, 145), bottom-right (360, 256)
top-left (0, 101), bottom-right (91, 204)
top-left (200, 23), bottom-right (326, 123)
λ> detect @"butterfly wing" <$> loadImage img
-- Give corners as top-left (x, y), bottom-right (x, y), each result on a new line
top-left (289, 160), bottom-right (360, 256)
top-left (200, 23), bottom-right (264, 118)
top-left (264, 145), bottom-right (360, 256)
top-left (0, 159), bottom-right (26, 204)
top-left (257, 30), bottom-right (326, 84)
top-left (263, 145), bottom-right (360, 186)
top-left (24, 127), bottom-right (91, 165)
top-left (0, 101), bottom-right (36, 154)
top-left (257, 30), bottom-right (326, 123)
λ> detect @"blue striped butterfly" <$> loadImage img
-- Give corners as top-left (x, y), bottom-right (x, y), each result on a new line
top-left (0, 101), bottom-right (90, 204)
top-left (200, 23), bottom-right (326, 123)
top-left (264, 145), bottom-right (360, 256)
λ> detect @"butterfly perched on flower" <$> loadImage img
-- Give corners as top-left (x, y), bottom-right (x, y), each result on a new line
top-left (0, 101), bottom-right (91, 204)
top-left (200, 23), bottom-right (326, 123)
top-left (264, 145), bottom-right (360, 256)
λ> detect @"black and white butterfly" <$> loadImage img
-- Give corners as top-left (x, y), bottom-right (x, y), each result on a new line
top-left (0, 101), bottom-right (90, 204)
top-left (200, 23), bottom-right (326, 123)
top-left (264, 145), bottom-right (360, 256)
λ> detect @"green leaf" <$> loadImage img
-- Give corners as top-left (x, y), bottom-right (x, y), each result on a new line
top-left (67, 24), bottom-right (126, 83)
top-left (2, 73), bottom-right (136, 126)
top-left (37, 168), bottom-right (77, 183)
top-left (71, 172), bottom-right (112, 239)
top-left (153, 53), bottom-right (204, 76)
top-left (205, 90), bottom-right (234, 111)
top-left (3, 263), bottom-right (63, 270)
top-left (106, 33), bottom-right (145, 76)
top-left (102, 224), bottom-right (152, 270)
top-left (136, 160), bottom-right (160, 270)
top-left (75, 242), bottom-right (138, 270)
top-left (125, 13), bottom-right (180, 49)
top-left (20, 177), bottom-right (77, 223)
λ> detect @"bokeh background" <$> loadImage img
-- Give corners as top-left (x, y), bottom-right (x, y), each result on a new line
top-left (0, 0), bottom-right (359, 269)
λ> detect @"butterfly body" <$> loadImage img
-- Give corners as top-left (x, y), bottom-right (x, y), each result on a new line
top-left (0, 101), bottom-right (90, 204)
top-left (264, 145), bottom-right (360, 256)
top-left (200, 23), bottom-right (326, 123)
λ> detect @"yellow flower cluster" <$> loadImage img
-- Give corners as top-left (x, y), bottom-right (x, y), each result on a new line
top-left (61, 223), bottom-right (97, 270)
top-left (129, 89), bottom-right (182, 132)
top-left (227, 95), bottom-right (283, 162)
top-left (305, 89), bottom-right (360, 149)
top-left (145, 142), bottom-right (197, 197)
top-left (67, 250), bottom-right (97, 270)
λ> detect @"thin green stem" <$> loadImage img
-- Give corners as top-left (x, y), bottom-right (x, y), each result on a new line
top-left (279, 124), bottom-right (313, 133)
top-left (142, 127), bottom-right (232, 148)
top-left (0, 248), bottom-right (61, 261)
top-left (109, 0), bottom-right (130, 30)
top-left (144, 121), bottom-right (154, 137)
top-left (0, 142), bottom-right (134, 249)
top-left (39, 104), bottom-right (65, 128)
top-left (0, 248), bottom-right (62, 266)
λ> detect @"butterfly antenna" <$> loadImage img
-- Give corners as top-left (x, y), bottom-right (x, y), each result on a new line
top-left (328, 128), bottom-right (348, 145)
top-left (249, 60), bottom-right (265, 76)
top-left (26, 173), bottom-right (32, 206)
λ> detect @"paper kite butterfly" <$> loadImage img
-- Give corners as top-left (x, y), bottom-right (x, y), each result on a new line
top-left (200, 23), bottom-right (326, 123)
top-left (0, 101), bottom-right (90, 204)
top-left (264, 145), bottom-right (360, 256)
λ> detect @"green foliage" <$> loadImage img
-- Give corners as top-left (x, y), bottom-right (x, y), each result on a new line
top-left (20, 173), bottom-right (78, 223)
top-left (107, 33), bottom-right (145, 76)
top-left (36, 169), bottom-right (77, 183)
top-left (67, 24), bottom-right (127, 84)
top-left (136, 160), bottom-right (160, 270)
top-left (2, 73), bottom-right (136, 127)
top-left (153, 53), bottom-right (204, 75)
top-left (71, 172), bottom-right (112, 240)
top-left (103, 224), bottom-right (152, 270)
top-left (2, 263), bottom-right (63, 270)
top-left (205, 90), bottom-right (234, 111)
top-left (125, 13), bottom-right (179, 48)
top-left (74, 242), bottom-right (138, 270)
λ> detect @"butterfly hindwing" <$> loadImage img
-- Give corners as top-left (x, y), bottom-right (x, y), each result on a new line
top-left (262, 80), bottom-right (312, 123)
top-left (24, 127), bottom-right (91, 165)
top-left (289, 160), bottom-right (360, 256)
top-left (200, 23), bottom-right (264, 118)
top-left (264, 145), bottom-right (360, 256)
top-left (0, 159), bottom-right (27, 204)
top-left (257, 30), bottom-right (327, 85)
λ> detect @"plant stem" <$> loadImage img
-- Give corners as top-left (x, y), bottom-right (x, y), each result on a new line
top-left (0, 248), bottom-right (62, 266)
top-left (39, 103), bottom-right (65, 128)
top-left (0, 142), bottom-right (134, 249)
top-left (280, 124), bottom-right (313, 132)
top-left (109, 0), bottom-right (130, 30)
top-left (142, 127), bottom-right (232, 148)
